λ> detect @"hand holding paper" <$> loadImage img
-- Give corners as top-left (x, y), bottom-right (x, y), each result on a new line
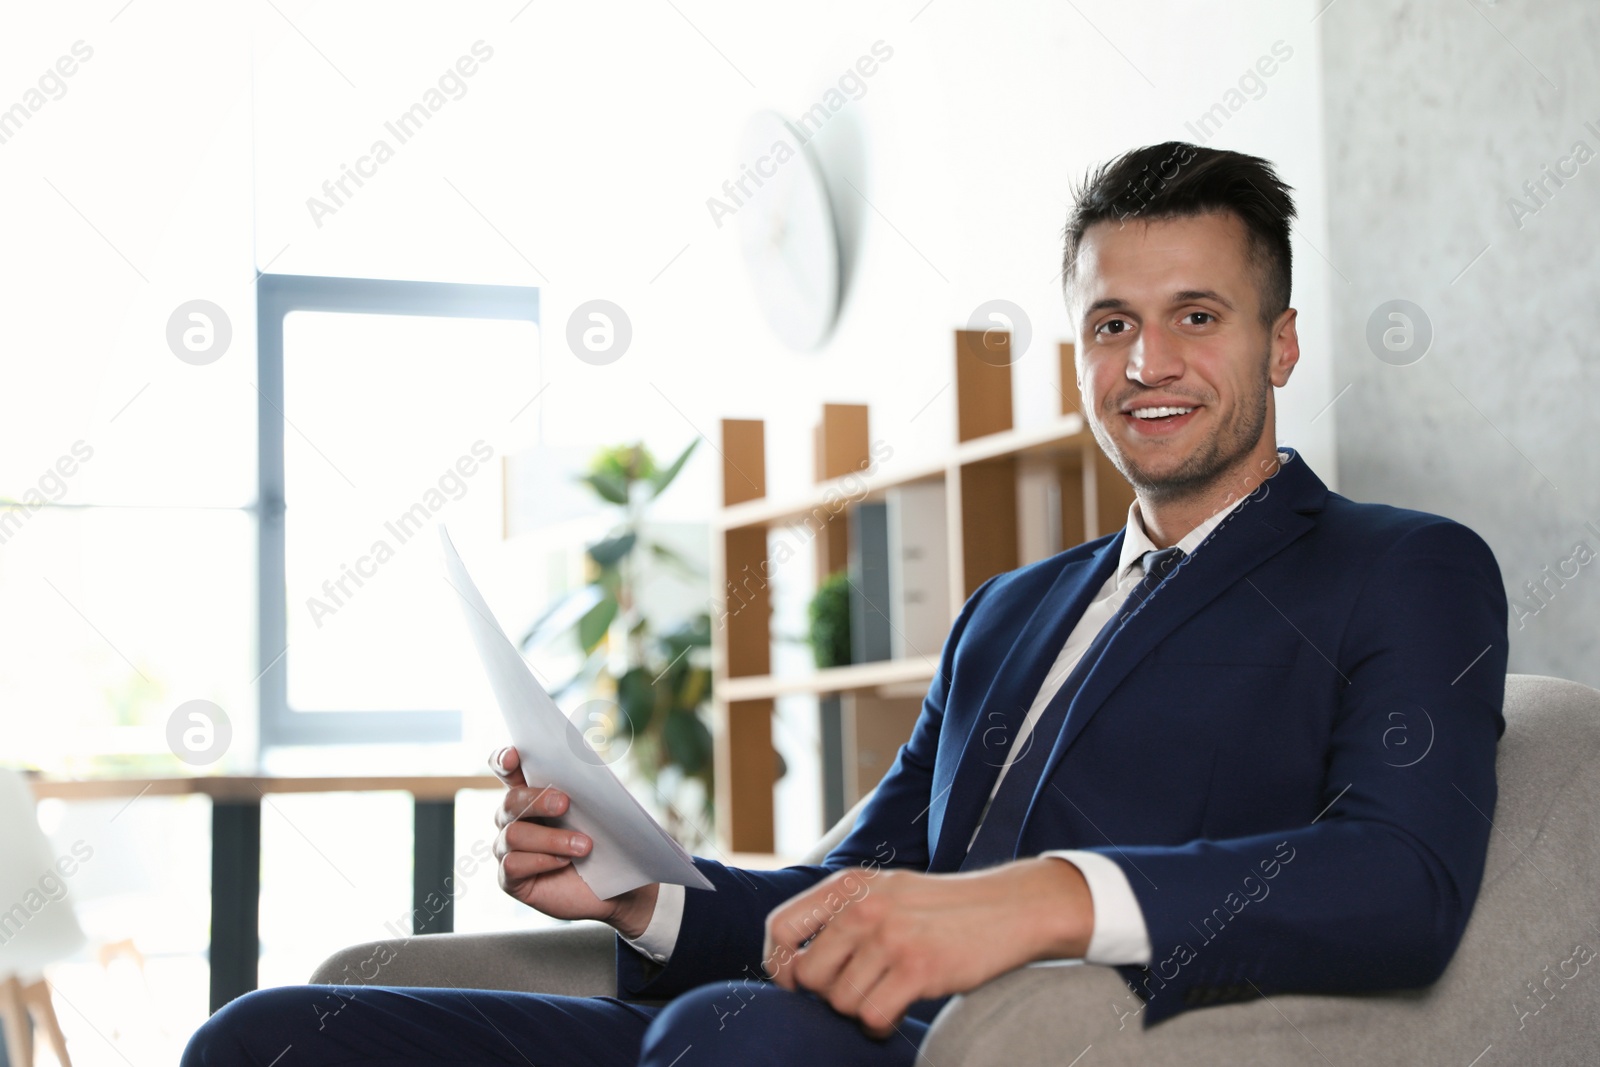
top-left (487, 745), bottom-right (659, 937)
top-left (441, 525), bottom-right (713, 900)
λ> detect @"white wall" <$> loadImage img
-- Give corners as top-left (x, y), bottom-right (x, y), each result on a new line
top-left (1320, 0), bottom-right (1600, 688)
top-left (247, 0), bottom-right (1338, 513)
top-left (0, 0), bottom-right (1336, 561)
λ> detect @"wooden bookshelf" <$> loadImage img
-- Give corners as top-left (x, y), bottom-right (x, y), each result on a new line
top-left (718, 657), bottom-right (941, 702)
top-left (708, 331), bottom-right (1136, 851)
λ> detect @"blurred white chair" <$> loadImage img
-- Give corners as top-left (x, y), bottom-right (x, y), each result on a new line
top-left (36, 790), bottom-right (191, 1048)
top-left (0, 769), bottom-right (85, 1067)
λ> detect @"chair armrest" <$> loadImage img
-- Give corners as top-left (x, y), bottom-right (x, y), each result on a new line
top-left (307, 921), bottom-right (618, 998)
top-left (918, 963), bottom-right (1145, 1065)
top-left (918, 961), bottom-right (1429, 1067)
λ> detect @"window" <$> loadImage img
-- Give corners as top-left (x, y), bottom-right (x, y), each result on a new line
top-left (256, 274), bottom-right (540, 749)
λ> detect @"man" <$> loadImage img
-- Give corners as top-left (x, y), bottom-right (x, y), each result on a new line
top-left (183, 142), bottom-right (1507, 1066)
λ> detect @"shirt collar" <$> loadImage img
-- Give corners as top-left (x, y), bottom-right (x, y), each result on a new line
top-left (1115, 449), bottom-right (1291, 582)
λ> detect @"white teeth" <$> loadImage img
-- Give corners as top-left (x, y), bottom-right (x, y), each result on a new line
top-left (1131, 406), bottom-right (1195, 419)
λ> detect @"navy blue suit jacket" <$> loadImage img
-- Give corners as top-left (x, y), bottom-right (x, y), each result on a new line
top-left (618, 446), bottom-right (1509, 1026)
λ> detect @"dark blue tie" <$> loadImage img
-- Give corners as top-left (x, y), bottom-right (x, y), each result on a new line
top-left (959, 544), bottom-right (1186, 871)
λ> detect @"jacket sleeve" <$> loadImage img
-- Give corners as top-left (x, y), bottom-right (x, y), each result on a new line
top-left (1100, 519), bottom-right (1509, 1025)
top-left (616, 574), bottom-right (1001, 1000)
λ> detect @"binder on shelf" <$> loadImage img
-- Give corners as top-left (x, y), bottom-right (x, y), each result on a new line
top-left (847, 500), bottom-right (892, 665)
top-left (886, 482), bottom-right (952, 661)
top-left (819, 694), bottom-right (846, 829)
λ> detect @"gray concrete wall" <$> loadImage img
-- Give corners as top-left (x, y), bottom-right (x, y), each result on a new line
top-left (1320, 0), bottom-right (1600, 687)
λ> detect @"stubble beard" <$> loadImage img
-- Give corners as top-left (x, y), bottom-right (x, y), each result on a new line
top-left (1091, 349), bottom-right (1271, 506)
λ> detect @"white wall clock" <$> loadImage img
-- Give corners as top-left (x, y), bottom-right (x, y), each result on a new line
top-left (736, 110), bottom-right (841, 351)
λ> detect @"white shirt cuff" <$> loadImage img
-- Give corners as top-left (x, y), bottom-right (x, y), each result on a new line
top-left (1042, 850), bottom-right (1152, 966)
top-left (620, 881), bottom-right (685, 965)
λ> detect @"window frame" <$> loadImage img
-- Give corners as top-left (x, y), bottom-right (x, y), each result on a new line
top-left (255, 273), bottom-right (540, 749)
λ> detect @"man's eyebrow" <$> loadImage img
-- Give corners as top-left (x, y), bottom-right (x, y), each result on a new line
top-left (1173, 289), bottom-right (1235, 310)
top-left (1080, 289), bottom-right (1236, 325)
top-left (1081, 296), bottom-right (1132, 322)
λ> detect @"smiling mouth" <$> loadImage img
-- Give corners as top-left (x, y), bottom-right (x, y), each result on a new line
top-left (1120, 405), bottom-right (1201, 434)
top-left (1128, 405), bottom-right (1196, 421)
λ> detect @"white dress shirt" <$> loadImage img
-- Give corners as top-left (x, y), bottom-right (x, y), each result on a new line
top-left (622, 454), bottom-right (1284, 967)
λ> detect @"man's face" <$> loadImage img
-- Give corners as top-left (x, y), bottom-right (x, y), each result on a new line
top-left (1068, 211), bottom-right (1298, 503)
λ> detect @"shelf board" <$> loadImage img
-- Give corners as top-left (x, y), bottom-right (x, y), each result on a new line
top-left (718, 657), bottom-right (940, 701)
top-left (954, 411), bottom-right (1088, 465)
top-left (715, 454), bottom-right (947, 530)
top-left (715, 412), bottom-right (1089, 531)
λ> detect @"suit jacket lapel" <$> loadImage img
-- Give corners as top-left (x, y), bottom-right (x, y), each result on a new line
top-left (927, 533), bottom-right (1124, 872)
top-left (1018, 452), bottom-right (1328, 827)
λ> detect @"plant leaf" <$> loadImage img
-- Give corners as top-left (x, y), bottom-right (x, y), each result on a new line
top-left (578, 470), bottom-right (629, 504)
top-left (587, 532), bottom-right (637, 568)
top-left (661, 614), bottom-right (712, 655)
top-left (616, 666), bottom-right (657, 736)
top-left (518, 585), bottom-right (604, 651)
top-left (662, 710), bottom-right (712, 775)
top-left (676, 665), bottom-right (709, 708)
top-left (647, 540), bottom-right (703, 578)
top-left (577, 594), bottom-right (618, 653)
top-left (807, 570), bottom-right (853, 669)
top-left (649, 438), bottom-right (699, 498)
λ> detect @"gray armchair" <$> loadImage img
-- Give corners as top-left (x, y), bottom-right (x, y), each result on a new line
top-left (311, 674), bottom-right (1600, 1064)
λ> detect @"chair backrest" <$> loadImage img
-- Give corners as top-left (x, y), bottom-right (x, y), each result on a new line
top-left (801, 789), bottom-right (878, 865)
top-left (1417, 673), bottom-right (1600, 1050)
top-left (0, 769), bottom-right (87, 979)
top-left (802, 675), bottom-right (1600, 1051)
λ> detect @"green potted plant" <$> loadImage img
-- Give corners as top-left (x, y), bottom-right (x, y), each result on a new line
top-left (519, 440), bottom-right (716, 845)
top-left (807, 570), bottom-right (852, 669)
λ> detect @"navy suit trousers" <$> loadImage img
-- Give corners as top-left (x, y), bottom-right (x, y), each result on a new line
top-left (181, 979), bottom-right (933, 1067)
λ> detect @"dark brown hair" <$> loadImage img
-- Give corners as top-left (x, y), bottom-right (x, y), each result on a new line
top-left (1060, 142), bottom-right (1297, 328)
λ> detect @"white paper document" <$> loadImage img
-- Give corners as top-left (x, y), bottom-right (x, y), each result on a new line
top-left (440, 526), bottom-right (714, 899)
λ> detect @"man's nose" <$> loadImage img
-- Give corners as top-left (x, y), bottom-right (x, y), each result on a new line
top-left (1127, 331), bottom-right (1184, 386)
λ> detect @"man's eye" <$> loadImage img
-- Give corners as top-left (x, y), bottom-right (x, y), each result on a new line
top-left (1184, 311), bottom-right (1214, 326)
top-left (1096, 319), bottom-right (1130, 336)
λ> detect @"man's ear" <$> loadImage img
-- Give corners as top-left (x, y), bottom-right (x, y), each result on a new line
top-left (1269, 307), bottom-right (1300, 387)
